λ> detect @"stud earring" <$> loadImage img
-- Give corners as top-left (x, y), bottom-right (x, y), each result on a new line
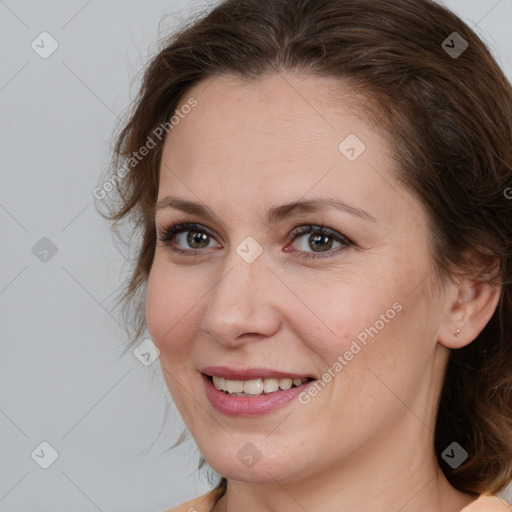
top-left (455, 329), bottom-right (461, 337)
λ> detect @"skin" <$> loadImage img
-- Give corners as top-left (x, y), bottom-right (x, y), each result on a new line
top-left (145, 72), bottom-right (500, 512)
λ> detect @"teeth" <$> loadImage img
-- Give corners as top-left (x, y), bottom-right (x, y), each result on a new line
top-left (243, 379), bottom-right (264, 394)
top-left (226, 379), bottom-right (244, 394)
top-left (212, 376), bottom-right (225, 390)
top-left (280, 378), bottom-right (293, 390)
top-left (211, 376), bottom-right (310, 395)
top-left (263, 378), bottom-right (279, 393)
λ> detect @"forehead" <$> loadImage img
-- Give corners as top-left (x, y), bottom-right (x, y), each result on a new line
top-left (161, 73), bottom-right (389, 180)
top-left (170, 73), bottom-right (375, 141)
top-left (157, 72), bottom-right (419, 231)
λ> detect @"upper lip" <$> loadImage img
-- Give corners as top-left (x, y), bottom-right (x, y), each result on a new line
top-left (200, 366), bottom-right (315, 381)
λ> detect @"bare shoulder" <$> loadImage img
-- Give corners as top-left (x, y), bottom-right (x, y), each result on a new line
top-left (462, 495), bottom-right (512, 512)
top-left (160, 490), bottom-right (216, 512)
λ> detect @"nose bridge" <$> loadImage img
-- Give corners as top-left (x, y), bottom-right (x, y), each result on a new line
top-left (202, 246), bottom-right (280, 341)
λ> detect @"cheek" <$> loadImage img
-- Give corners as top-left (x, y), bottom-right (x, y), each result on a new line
top-left (286, 268), bottom-right (424, 407)
top-left (145, 262), bottom-right (198, 357)
top-left (145, 265), bottom-right (203, 413)
top-left (285, 270), bottom-right (400, 354)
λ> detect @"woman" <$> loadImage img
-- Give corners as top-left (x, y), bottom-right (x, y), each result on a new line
top-left (98, 0), bottom-right (512, 510)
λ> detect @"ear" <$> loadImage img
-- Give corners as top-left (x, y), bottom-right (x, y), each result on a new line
top-left (438, 273), bottom-right (501, 350)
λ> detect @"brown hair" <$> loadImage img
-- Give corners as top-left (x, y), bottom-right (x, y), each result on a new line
top-left (96, 0), bottom-right (512, 504)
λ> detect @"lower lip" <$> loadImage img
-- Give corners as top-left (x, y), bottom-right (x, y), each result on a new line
top-left (202, 374), bottom-right (316, 417)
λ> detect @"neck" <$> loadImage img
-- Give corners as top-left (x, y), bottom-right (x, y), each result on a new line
top-left (211, 419), bottom-right (478, 512)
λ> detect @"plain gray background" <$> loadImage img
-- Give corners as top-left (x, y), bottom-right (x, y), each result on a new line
top-left (1, 1), bottom-right (511, 511)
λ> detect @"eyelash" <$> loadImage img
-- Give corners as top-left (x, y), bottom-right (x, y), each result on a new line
top-left (156, 222), bottom-right (353, 259)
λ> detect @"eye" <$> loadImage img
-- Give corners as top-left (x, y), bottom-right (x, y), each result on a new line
top-left (156, 222), bottom-right (221, 255)
top-left (156, 221), bottom-right (353, 259)
top-left (287, 224), bottom-right (353, 259)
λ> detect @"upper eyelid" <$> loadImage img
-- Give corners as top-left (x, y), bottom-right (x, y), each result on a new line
top-left (157, 222), bottom-right (351, 248)
top-left (157, 222), bottom-right (222, 247)
top-left (157, 221), bottom-right (222, 242)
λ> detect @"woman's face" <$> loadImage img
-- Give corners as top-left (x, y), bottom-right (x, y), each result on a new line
top-left (146, 72), bottom-right (452, 485)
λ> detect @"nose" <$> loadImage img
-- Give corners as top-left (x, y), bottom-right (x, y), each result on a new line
top-left (201, 249), bottom-right (282, 346)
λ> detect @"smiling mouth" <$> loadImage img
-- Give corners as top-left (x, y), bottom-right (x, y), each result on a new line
top-left (205, 375), bottom-right (315, 397)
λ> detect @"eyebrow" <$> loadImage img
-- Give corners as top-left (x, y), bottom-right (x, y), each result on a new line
top-left (153, 196), bottom-right (377, 226)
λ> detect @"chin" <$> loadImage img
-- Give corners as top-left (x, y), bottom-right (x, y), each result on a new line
top-left (198, 442), bottom-right (312, 485)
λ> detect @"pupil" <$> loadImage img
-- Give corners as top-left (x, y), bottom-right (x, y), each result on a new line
top-left (310, 233), bottom-right (332, 252)
top-left (188, 231), bottom-right (209, 248)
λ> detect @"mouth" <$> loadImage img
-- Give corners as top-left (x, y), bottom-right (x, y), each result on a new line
top-left (204, 374), bottom-right (315, 397)
top-left (199, 366), bottom-right (318, 416)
